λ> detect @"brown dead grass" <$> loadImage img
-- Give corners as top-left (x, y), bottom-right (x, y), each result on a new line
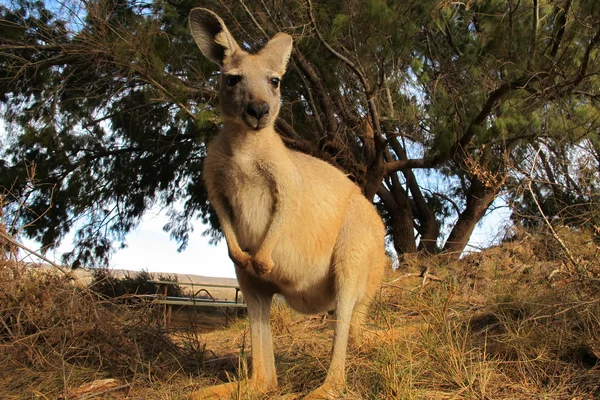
top-left (363, 228), bottom-right (600, 399)
top-left (0, 259), bottom-right (208, 399)
top-left (1, 227), bottom-right (599, 399)
top-left (183, 229), bottom-right (600, 399)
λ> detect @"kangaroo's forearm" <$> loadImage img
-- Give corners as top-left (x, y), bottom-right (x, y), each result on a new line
top-left (257, 206), bottom-right (288, 257)
top-left (210, 193), bottom-right (244, 255)
top-left (221, 219), bottom-right (243, 254)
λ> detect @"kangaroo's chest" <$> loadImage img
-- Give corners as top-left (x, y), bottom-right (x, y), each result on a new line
top-left (221, 151), bottom-right (274, 250)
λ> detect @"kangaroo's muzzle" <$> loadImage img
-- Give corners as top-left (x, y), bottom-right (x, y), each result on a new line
top-left (244, 101), bottom-right (270, 129)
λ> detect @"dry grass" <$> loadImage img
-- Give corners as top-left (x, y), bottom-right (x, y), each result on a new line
top-left (356, 229), bottom-right (600, 399)
top-left (1, 228), bottom-right (599, 399)
top-left (185, 229), bottom-right (599, 399)
top-left (0, 256), bottom-right (208, 399)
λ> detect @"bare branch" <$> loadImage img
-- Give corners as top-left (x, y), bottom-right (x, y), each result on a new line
top-left (458, 77), bottom-right (529, 149)
top-left (383, 157), bottom-right (435, 175)
top-left (528, 149), bottom-right (579, 271)
top-left (432, 191), bottom-right (461, 215)
top-left (0, 229), bottom-right (74, 278)
top-left (292, 50), bottom-right (338, 134)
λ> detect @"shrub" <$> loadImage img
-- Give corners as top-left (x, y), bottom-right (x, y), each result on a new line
top-left (88, 268), bottom-right (183, 299)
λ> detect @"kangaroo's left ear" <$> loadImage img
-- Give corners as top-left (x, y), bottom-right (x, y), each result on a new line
top-left (259, 33), bottom-right (293, 75)
top-left (189, 8), bottom-right (241, 67)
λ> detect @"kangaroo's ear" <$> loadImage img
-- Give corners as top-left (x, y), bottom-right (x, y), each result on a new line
top-left (259, 33), bottom-right (293, 75)
top-left (189, 8), bottom-right (241, 67)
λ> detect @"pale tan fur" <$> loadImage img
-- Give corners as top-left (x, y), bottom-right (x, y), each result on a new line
top-left (188, 8), bottom-right (386, 400)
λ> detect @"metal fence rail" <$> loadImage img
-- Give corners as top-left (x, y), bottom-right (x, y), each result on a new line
top-left (148, 279), bottom-right (246, 326)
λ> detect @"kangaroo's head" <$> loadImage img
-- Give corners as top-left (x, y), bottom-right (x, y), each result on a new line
top-left (189, 8), bottom-right (292, 131)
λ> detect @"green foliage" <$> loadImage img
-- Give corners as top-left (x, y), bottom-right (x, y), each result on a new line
top-left (0, 0), bottom-right (221, 265)
top-left (1, 0), bottom-right (599, 262)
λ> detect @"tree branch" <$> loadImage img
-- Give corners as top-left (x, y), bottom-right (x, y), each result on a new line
top-left (0, 228), bottom-right (73, 278)
top-left (432, 191), bottom-right (461, 215)
top-left (573, 27), bottom-right (600, 86)
top-left (528, 149), bottom-right (579, 272)
top-left (306, 0), bottom-right (385, 156)
top-left (292, 50), bottom-right (338, 134)
top-left (458, 78), bottom-right (527, 149)
top-left (548, 0), bottom-right (571, 59)
top-left (383, 157), bottom-right (435, 175)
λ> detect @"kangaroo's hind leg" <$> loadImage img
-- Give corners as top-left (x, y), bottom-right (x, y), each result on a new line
top-left (188, 270), bottom-right (278, 399)
top-left (303, 197), bottom-right (385, 400)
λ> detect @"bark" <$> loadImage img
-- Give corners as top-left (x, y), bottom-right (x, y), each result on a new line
top-left (378, 186), bottom-right (418, 255)
top-left (383, 156), bottom-right (434, 175)
top-left (388, 138), bottom-right (439, 253)
top-left (443, 178), bottom-right (499, 256)
top-left (364, 158), bottom-right (384, 201)
top-left (409, 178), bottom-right (439, 254)
top-left (415, 204), bottom-right (439, 253)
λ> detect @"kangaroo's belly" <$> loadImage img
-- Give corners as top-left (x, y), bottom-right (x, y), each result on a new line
top-left (280, 275), bottom-right (336, 314)
top-left (220, 148), bottom-right (353, 313)
top-left (228, 182), bottom-right (338, 312)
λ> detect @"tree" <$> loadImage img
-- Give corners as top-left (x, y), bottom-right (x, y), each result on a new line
top-left (510, 116), bottom-right (600, 233)
top-left (1, 0), bottom-right (599, 266)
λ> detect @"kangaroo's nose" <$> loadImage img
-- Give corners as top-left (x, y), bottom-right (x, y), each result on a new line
top-left (246, 101), bottom-right (270, 121)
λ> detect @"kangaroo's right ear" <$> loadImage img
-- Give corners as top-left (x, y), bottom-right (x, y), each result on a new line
top-left (189, 8), bottom-right (241, 67)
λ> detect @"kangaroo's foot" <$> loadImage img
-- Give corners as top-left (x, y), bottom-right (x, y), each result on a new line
top-left (301, 382), bottom-right (344, 400)
top-left (188, 379), bottom-right (277, 400)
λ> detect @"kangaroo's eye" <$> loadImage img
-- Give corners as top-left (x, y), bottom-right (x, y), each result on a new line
top-left (270, 77), bottom-right (280, 88)
top-left (227, 75), bottom-right (242, 86)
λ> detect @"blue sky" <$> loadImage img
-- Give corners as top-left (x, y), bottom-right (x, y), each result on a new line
top-left (20, 210), bottom-right (237, 278)
top-left (97, 210), bottom-right (234, 278)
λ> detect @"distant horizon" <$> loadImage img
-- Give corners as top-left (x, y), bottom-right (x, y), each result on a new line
top-left (30, 261), bottom-right (239, 283)
top-left (20, 207), bottom-right (237, 279)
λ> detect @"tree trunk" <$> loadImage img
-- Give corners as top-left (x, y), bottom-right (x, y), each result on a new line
top-left (364, 159), bottom-right (384, 201)
top-left (387, 138), bottom-right (439, 253)
top-left (443, 178), bottom-right (498, 256)
top-left (378, 186), bottom-right (418, 255)
top-left (404, 170), bottom-right (439, 254)
top-left (390, 205), bottom-right (418, 256)
top-left (417, 212), bottom-right (439, 254)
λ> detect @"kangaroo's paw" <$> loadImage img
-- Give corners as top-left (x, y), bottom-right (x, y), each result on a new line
top-left (229, 250), bottom-right (253, 270)
top-left (252, 256), bottom-right (274, 276)
top-left (301, 383), bottom-right (344, 400)
top-left (188, 379), bottom-right (276, 400)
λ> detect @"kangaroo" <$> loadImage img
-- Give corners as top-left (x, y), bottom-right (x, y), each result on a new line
top-left (188, 8), bottom-right (386, 399)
